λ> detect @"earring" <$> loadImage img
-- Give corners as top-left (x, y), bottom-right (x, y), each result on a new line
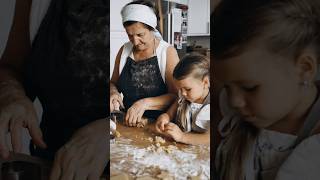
top-left (301, 80), bottom-right (312, 88)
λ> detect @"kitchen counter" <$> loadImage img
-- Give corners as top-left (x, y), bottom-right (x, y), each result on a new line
top-left (110, 122), bottom-right (210, 180)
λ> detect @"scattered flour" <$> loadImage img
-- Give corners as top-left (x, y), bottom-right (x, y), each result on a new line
top-left (110, 137), bottom-right (210, 180)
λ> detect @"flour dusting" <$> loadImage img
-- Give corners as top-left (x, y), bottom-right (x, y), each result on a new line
top-left (111, 137), bottom-right (210, 179)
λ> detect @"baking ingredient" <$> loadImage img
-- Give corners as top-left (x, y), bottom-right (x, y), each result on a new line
top-left (111, 137), bottom-right (210, 179)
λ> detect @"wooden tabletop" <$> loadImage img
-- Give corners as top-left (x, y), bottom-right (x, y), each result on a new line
top-left (110, 122), bottom-right (210, 180)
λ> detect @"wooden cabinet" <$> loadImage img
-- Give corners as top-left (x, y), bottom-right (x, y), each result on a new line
top-left (187, 0), bottom-right (210, 36)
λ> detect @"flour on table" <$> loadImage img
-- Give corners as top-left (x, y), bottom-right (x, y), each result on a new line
top-left (111, 136), bottom-right (210, 179)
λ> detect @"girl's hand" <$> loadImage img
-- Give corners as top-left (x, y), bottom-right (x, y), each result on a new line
top-left (155, 113), bottom-right (170, 132)
top-left (164, 122), bottom-right (184, 142)
top-left (110, 91), bottom-right (124, 112)
top-left (125, 99), bottom-right (147, 127)
top-left (49, 119), bottom-right (108, 180)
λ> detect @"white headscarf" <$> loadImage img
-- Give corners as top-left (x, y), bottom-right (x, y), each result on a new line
top-left (121, 4), bottom-right (162, 39)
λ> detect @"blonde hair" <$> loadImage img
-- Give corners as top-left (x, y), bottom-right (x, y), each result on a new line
top-left (173, 53), bottom-right (210, 81)
top-left (174, 53), bottom-right (210, 132)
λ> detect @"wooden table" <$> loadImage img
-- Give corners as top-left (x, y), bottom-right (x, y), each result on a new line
top-left (110, 122), bottom-right (210, 180)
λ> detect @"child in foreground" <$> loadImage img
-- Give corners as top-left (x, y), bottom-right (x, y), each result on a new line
top-left (214, 0), bottom-right (320, 179)
top-left (155, 54), bottom-right (210, 145)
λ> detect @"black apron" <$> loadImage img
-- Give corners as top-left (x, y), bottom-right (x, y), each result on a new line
top-left (24, 0), bottom-right (109, 160)
top-left (116, 55), bottom-right (167, 120)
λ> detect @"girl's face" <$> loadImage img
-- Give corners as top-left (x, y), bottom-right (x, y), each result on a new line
top-left (215, 43), bottom-right (305, 129)
top-left (125, 22), bottom-right (154, 51)
top-left (175, 75), bottom-right (210, 104)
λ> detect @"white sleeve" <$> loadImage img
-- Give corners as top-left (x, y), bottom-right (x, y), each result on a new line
top-left (195, 104), bottom-right (210, 130)
top-left (275, 134), bottom-right (320, 180)
top-left (0, 0), bottom-right (16, 58)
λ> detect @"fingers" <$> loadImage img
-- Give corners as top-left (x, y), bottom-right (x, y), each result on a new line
top-left (164, 123), bottom-right (175, 131)
top-left (27, 119), bottom-right (47, 149)
top-left (113, 100), bottom-right (120, 111)
top-left (0, 129), bottom-right (9, 159)
top-left (160, 121), bottom-right (167, 131)
top-left (110, 99), bottom-right (115, 112)
top-left (10, 119), bottom-right (23, 153)
top-left (49, 149), bottom-right (63, 180)
top-left (0, 113), bottom-right (10, 159)
top-left (155, 121), bottom-right (161, 133)
top-left (110, 93), bottom-right (124, 112)
top-left (51, 145), bottom-right (78, 180)
top-left (126, 108), bottom-right (139, 127)
top-left (59, 138), bottom-right (90, 180)
top-left (60, 158), bottom-right (76, 180)
top-left (87, 148), bottom-right (107, 180)
top-left (125, 108), bottom-right (136, 126)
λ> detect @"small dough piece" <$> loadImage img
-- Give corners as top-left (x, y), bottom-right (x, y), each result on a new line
top-left (163, 145), bottom-right (177, 154)
top-left (155, 136), bottom-right (166, 144)
top-left (147, 137), bottom-right (153, 143)
top-left (156, 146), bottom-right (164, 153)
top-left (157, 171), bottom-right (174, 180)
top-left (114, 130), bottom-right (121, 137)
top-left (146, 144), bottom-right (156, 152)
top-left (137, 118), bottom-right (148, 128)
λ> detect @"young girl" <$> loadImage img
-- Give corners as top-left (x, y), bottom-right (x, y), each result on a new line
top-left (155, 54), bottom-right (210, 145)
top-left (214, 0), bottom-right (320, 179)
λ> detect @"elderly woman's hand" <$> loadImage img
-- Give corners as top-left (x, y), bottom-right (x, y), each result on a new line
top-left (49, 119), bottom-right (108, 180)
top-left (125, 99), bottom-right (148, 127)
top-left (0, 82), bottom-right (47, 159)
top-left (110, 91), bottom-right (124, 112)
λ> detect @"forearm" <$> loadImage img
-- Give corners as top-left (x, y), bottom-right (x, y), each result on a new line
top-left (110, 82), bottom-right (119, 94)
top-left (0, 67), bottom-right (26, 99)
top-left (164, 100), bottom-right (179, 120)
top-left (143, 93), bottom-right (177, 111)
top-left (179, 131), bottom-right (210, 145)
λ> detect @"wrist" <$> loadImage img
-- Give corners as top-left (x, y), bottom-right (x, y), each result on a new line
top-left (0, 82), bottom-right (26, 100)
top-left (161, 113), bottom-right (171, 122)
top-left (177, 132), bottom-right (185, 143)
top-left (141, 98), bottom-right (150, 110)
top-left (110, 90), bottom-right (120, 96)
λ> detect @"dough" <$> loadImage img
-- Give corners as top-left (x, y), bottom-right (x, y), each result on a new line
top-left (157, 171), bottom-right (174, 180)
top-left (155, 136), bottom-right (166, 144)
top-left (147, 137), bottom-right (153, 143)
top-left (114, 130), bottom-right (121, 137)
top-left (137, 118), bottom-right (148, 128)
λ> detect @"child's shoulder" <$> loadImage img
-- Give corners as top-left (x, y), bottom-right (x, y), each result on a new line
top-left (276, 134), bottom-right (320, 179)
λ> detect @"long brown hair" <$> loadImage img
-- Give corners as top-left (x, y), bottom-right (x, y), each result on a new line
top-left (213, 0), bottom-right (320, 179)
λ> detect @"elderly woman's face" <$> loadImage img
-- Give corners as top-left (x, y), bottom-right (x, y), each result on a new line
top-left (125, 22), bottom-right (154, 51)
